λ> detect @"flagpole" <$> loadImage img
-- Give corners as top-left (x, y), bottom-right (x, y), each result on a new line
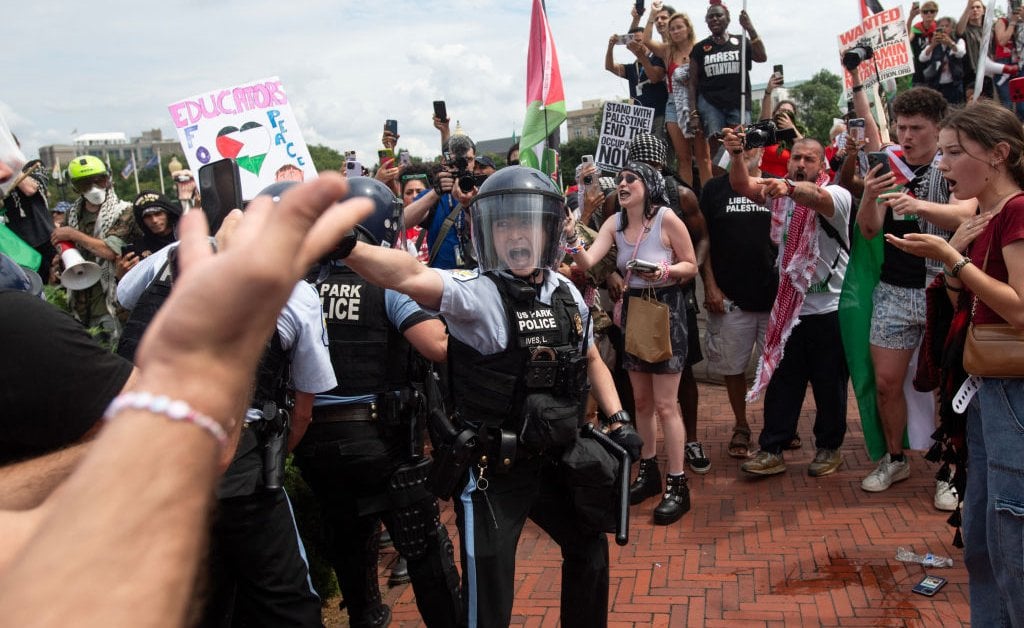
top-left (739, 0), bottom-right (748, 125)
top-left (156, 146), bottom-right (165, 195)
top-left (132, 149), bottom-right (140, 195)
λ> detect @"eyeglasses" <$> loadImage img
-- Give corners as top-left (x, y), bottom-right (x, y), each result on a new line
top-left (922, 9), bottom-right (937, 14)
top-left (614, 173), bottom-right (640, 185)
top-left (401, 173), bottom-right (428, 182)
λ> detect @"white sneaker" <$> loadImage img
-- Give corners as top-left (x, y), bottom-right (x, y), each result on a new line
top-left (861, 454), bottom-right (911, 492)
top-left (934, 480), bottom-right (958, 511)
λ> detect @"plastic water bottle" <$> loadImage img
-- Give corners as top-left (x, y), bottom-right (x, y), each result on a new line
top-left (895, 546), bottom-right (954, 568)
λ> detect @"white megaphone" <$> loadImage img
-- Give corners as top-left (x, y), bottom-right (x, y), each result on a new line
top-left (57, 240), bottom-right (101, 290)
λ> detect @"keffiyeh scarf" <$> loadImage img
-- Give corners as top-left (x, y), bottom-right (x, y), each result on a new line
top-left (747, 170), bottom-right (831, 401)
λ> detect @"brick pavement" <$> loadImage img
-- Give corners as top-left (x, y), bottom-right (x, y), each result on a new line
top-left (342, 380), bottom-right (970, 627)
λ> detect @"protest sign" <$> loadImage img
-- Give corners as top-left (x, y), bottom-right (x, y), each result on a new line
top-left (595, 101), bottom-right (654, 172)
top-left (837, 7), bottom-right (913, 95)
top-left (167, 76), bottom-right (316, 199)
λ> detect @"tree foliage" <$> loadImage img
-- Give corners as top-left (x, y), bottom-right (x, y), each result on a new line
top-left (308, 144), bottom-right (345, 173)
top-left (790, 69), bottom-right (844, 143)
top-left (557, 136), bottom-right (598, 188)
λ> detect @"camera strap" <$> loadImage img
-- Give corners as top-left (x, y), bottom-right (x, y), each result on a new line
top-left (427, 200), bottom-right (464, 266)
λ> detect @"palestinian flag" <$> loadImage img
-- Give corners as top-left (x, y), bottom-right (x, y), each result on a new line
top-left (520, 0), bottom-right (565, 179)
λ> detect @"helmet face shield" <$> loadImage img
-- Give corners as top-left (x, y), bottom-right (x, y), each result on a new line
top-left (471, 192), bottom-right (565, 274)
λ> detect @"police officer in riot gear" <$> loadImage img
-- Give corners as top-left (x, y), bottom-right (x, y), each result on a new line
top-left (293, 177), bottom-right (463, 628)
top-left (116, 184), bottom-right (336, 628)
top-left (336, 166), bottom-right (642, 628)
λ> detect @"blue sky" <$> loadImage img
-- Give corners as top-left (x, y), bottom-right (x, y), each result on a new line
top-left (5, 1), bottom-right (948, 166)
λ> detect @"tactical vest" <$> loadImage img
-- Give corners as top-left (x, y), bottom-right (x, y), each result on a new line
top-left (318, 264), bottom-right (410, 396)
top-left (117, 259), bottom-right (173, 363)
top-left (447, 272), bottom-right (587, 431)
top-left (116, 250), bottom-right (288, 406)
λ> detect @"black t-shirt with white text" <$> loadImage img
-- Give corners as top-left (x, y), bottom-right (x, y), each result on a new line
top-left (692, 34), bottom-right (754, 112)
top-left (700, 174), bottom-right (778, 311)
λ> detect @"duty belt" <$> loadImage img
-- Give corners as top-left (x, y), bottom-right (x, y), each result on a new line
top-left (313, 402), bottom-right (379, 423)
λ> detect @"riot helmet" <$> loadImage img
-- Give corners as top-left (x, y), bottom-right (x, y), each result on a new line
top-left (469, 166), bottom-right (566, 275)
top-left (343, 177), bottom-right (405, 249)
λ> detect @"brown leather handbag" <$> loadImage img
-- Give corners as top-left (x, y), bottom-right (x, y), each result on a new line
top-left (962, 237), bottom-right (1024, 377)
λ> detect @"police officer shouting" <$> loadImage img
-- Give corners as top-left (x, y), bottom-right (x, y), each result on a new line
top-left (338, 166), bottom-right (641, 628)
top-left (293, 178), bottom-right (462, 628)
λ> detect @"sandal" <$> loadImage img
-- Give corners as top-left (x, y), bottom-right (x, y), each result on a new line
top-left (785, 435), bottom-right (802, 450)
top-left (728, 427), bottom-right (751, 459)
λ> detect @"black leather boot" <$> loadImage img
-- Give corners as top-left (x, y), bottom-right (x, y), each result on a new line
top-left (653, 473), bottom-right (690, 525)
top-left (629, 457), bottom-right (662, 505)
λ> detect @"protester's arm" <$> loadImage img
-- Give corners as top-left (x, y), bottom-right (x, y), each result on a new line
top-left (605, 36), bottom-right (626, 77)
top-left (433, 115), bottom-right (451, 152)
top-left (687, 55), bottom-right (701, 131)
top-left (739, 11), bottom-right (767, 62)
top-left (877, 191), bottom-right (977, 230)
top-left (566, 209), bottom-right (616, 271)
top-left (848, 70), bottom-right (882, 152)
top-left (760, 74), bottom-right (782, 120)
top-left (50, 226), bottom-right (116, 260)
top-left (723, 128), bottom-right (767, 203)
top-left (642, 9), bottom-right (669, 58)
top-left (0, 443), bottom-right (91, 511)
top-left (756, 177), bottom-right (839, 218)
top-left (661, 210), bottom-right (698, 281)
top-left (627, 40), bottom-right (664, 83)
top-left (699, 253), bottom-right (728, 314)
top-left (837, 144), bottom-right (865, 198)
top-left (0, 175), bottom-right (370, 628)
top-left (403, 188), bottom-right (442, 228)
top-left (907, 4), bottom-right (921, 38)
top-left (857, 164), bottom-right (896, 239)
top-left (15, 175), bottom-right (39, 197)
top-left (953, 37), bottom-right (967, 58)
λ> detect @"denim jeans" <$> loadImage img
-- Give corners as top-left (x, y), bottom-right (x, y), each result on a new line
top-left (697, 93), bottom-right (749, 138)
top-left (963, 378), bottom-right (1024, 627)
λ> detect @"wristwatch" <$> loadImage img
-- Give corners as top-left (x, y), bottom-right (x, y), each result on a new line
top-left (784, 179), bottom-right (797, 197)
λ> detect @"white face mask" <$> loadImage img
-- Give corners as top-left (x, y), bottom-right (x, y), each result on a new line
top-left (82, 186), bottom-right (106, 205)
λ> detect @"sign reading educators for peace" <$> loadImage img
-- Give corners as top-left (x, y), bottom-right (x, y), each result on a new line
top-left (595, 101), bottom-right (654, 173)
top-left (167, 76), bottom-right (316, 199)
top-left (837, 7), bottom-right (914, 96)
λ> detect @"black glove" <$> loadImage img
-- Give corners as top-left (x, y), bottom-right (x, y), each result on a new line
top-left (606, 411), bottom-right (642, 463)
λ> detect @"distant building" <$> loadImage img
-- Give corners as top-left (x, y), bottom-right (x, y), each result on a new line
top-left (566, 99), bottom-right (607, 141)
top-left (475, 136), bottom-right (517, 161)
top-left (39, 129), bottom-right (182, 171)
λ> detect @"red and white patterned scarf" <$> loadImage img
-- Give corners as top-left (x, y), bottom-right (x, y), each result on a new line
top-left (747, 170), bottom-right (831, 401)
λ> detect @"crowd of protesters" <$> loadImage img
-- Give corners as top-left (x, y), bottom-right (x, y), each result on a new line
top-left (1, 0), bottom-right (1023, 626)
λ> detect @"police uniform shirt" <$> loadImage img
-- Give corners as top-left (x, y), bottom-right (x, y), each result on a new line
top-left (432, 268), bottom-right (592, 355)
top-left (117, 244), bottom-right (337, 395)
top-left (314, 287), bottom-right (436, 407)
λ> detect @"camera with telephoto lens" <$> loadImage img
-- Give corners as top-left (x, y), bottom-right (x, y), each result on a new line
top-left (452, 154), bottom-right (475, 192)
top-left (742, 120), bottom-right (798, 149)
top-left (843, 42), bottom-right (874, 72)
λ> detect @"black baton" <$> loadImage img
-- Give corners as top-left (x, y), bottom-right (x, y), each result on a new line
top-left (582, 423), bottom-right (630, 546)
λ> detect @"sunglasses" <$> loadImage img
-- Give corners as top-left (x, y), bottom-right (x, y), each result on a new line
top-left (401, 173), bottom-right (428, 182)
top-left (614, 173), bottom-right (640, 185)
top-left (922, 8), bottom-right (937, 13)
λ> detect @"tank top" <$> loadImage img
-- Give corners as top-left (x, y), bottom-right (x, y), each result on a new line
top-left (615, 206), bottom-right (676, 289)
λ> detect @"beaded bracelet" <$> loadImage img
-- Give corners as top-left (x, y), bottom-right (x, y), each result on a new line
top-left (657, 259), bottom-right (671, 282)
top-left (564, 237), bottom-right (586, 256)
top-left (104, 391), bottom-right (228, 448)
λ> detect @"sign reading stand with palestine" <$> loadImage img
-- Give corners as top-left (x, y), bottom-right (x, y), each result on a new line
top-left (595, 101), bottom-right (654, 173)
top-left (167, 76), bottom-right (316, 199)
top-left (837, 7), bottom-right (914, 97)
